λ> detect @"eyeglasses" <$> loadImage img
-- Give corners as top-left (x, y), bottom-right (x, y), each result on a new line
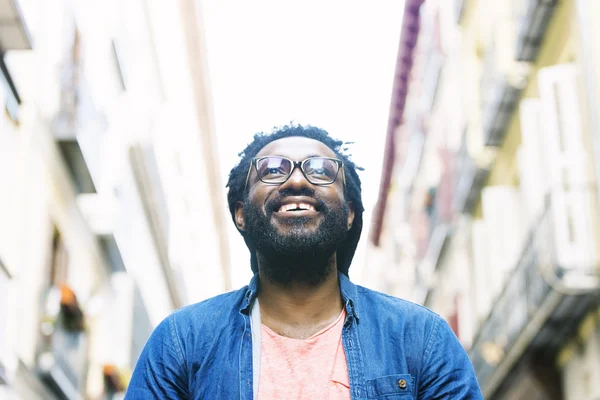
top-left (244, 156), bottom-right (345, 190)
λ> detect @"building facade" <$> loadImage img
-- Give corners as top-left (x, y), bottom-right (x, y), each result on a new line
top-left (0, 0), bottom-right (231, 398)
top-left (367, 0), bottom-right (600, 399)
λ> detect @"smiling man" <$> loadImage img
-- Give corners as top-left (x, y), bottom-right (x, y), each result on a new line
top-left (125, 124), bottom-right (483, 399)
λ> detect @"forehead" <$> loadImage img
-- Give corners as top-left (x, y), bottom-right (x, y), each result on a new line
top-left (256, 137), bottom-right (338, 160)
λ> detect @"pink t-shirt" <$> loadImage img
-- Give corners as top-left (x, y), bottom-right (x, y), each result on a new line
top-left (257, 309), bottom-right (350, 400)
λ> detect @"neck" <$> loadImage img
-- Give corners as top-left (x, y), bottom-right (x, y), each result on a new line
top-left (256, 253), bottom-right (343, 339)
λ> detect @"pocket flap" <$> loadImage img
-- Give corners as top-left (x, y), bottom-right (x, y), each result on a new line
top-left (366, 374), bottom-right (414, 398)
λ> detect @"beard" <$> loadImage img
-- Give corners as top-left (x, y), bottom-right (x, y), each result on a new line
top-left (242, 192), bottom-right (349, 286)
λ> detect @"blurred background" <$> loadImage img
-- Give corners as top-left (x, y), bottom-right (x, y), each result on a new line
top-left (1, 0), bottom-right (600, 399)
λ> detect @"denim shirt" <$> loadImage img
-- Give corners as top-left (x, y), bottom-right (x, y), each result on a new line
top-left (126, 273), bottom-right (483, 399)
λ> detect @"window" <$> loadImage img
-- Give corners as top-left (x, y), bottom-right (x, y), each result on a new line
top-left (0, 0), bottom-right (31, 122)
top-left (0, 55), bottom-right (21, 122)
top-left (49, 229), bottom-right (69, 286)
top-left (37, 227), bottom-right (87, 398)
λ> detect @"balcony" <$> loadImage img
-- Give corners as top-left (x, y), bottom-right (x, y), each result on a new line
top-left (52, 29), bottom-right (103, 195)
top-left (418, 12), bottom-right (444, 113)
top-left (515, 0), bottom-right (558, 62)
top-left (468, 189), bottom-right (600, 398)
top-left (480, 21), bottom-right (530, 147)
top-left (53, 79), bottom-right (97, 194)
top-left (420, 49), bottom-right (443, 112)
top-left (54, 139), bottom-right (97, 194)
top-left (75, 194), bottom-right (127, 277)
top-left (481, 76), bottom-right (526, 147)
top-left (417, 221), bottom-right (451, 305)
top-left (453, 132), bottom-right (490, 214)
top-left (416, 156), bottom-right (456, 304)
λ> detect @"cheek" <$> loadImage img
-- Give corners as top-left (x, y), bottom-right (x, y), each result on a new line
top-left (332, 183), bottom-right (347, 201)
top-left (248, 186), bottom-right (273, 212)
top-left (321, 187), bottom-right (347, 208)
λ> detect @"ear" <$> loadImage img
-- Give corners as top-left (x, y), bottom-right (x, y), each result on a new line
top-left (235, 201), bottom-right (246, 232)
top-left (347, 201), bottom-right (355, 231)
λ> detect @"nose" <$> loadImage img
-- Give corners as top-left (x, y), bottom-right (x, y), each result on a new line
top-left (279, 164), bottom-right (312, 191)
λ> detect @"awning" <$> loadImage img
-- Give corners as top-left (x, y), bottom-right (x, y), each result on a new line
top-left (370, 0), bottom-right (424, 246)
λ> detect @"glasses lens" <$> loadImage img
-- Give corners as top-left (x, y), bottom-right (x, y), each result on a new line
top-left (303, 158), bottom-right (339, 183)
top-left (256, 157), bottom-right (292, 183)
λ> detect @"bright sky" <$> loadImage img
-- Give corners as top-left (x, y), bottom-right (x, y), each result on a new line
top-left (202, 1), bottom-right (405, 288)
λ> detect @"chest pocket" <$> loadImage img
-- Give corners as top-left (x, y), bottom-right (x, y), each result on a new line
top-left (366, 374), bottom-right (414, 399)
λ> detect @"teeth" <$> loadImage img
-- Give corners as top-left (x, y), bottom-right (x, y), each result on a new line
top-left (279, 204), bottom-right (295, 212)
top-left (278, 203), bottom-right (316, 212)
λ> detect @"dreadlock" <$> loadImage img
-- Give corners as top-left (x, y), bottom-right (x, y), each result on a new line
top-left (226, 123), bottom-right (364, 276)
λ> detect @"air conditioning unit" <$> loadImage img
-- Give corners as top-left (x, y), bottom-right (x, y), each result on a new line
top-left (481, 186), bottom-right (525, 299)
top-left (517, 99), bottom-right (548, 224)
top-left (538, 64), bottom-right (600, 271)
top-left (471, 220), bottom-right (492, 323)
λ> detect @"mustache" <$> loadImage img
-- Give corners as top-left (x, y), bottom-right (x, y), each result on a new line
top-left (265, 188), bottom-right (327, 213)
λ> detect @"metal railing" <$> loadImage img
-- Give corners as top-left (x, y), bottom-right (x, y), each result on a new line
top-left (469, 187), bottom-right (600, 397)
top-left (453, 131), bottom-right (490, 214)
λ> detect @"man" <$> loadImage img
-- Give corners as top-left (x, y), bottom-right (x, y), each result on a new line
top-left (126, 124), bottom-right (483, 399)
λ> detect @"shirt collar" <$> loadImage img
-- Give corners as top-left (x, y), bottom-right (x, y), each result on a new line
top-left (240, 274), bottom-right (260, 315)
top-left (240, 271), bottom-right (360, 323)
top-left (338, 272), bottom-right (360, 323)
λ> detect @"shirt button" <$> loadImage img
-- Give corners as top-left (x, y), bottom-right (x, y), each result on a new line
top-left (398, 379), bottom-right (407, 389)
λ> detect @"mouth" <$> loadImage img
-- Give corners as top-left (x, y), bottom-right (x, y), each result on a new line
top-left (271, 197), bottom-right (322, 218)
top-left (277, 203), bottom-right (317, 213)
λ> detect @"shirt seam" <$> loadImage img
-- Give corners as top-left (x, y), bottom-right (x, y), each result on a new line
top-left (421, 313), bottom-right (440, 370)
top-left (169, 313), bottom-right (187, 374)
top-left (358, 286), bottom-right (438, 316)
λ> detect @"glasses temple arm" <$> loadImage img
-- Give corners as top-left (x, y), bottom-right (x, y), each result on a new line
top-left (244, 161), bottom-right (253, 191)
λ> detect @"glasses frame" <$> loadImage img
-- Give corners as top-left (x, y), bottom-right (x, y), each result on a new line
top-left (244, 156), bottom-right (345, 191)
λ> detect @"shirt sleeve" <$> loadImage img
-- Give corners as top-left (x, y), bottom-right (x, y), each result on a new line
top-left (125, 314), bottom-right (189, 399)
top-left (418, 315), bottom-right (483, 399)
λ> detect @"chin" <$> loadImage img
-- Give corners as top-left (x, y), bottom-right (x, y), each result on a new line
top-left (272, 214), bottom-right (322, 228)
top-left (275, 227), bottom-right (319, 242)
